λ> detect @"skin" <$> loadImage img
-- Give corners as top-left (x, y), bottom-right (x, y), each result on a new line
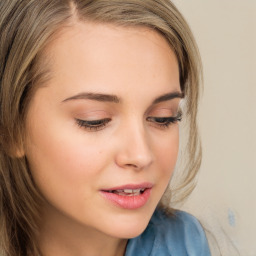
top-left (24, 21), bottom-right (182, 256)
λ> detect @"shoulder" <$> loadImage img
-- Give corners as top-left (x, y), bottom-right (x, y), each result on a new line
top-left (126, 209), bottom-right (211, 256)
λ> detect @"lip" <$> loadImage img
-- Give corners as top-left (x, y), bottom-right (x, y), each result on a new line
top-left (102, 182), bottom-right (153, 191)
top-left (100, 182), bottom-right (153, 209)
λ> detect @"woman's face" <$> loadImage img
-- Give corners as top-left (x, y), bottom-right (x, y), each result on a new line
top-left (24, 22), bottom-right (182, 239)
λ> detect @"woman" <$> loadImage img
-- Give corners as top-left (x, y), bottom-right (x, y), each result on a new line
top-left (0, 0), bottom-right (210, 255)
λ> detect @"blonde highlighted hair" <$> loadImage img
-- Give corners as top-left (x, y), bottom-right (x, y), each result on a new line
top-left (0, 1), bottom-right (202, 255)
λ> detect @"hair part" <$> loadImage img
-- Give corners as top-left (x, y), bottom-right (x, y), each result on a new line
top-left (0, 1), bottom-right (202, 255)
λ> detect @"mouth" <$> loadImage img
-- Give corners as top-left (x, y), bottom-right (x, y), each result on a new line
top-left (100, 183), bottom-right (153, 209)
top-left (103, 188), bottom-right (146, 196)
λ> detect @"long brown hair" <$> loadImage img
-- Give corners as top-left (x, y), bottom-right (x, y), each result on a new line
top-left (0, 1), bottom-right (202, 255)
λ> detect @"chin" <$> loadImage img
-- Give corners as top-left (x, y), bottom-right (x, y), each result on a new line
top-left (109, 223), bottom-right (149, 239)
top-left (103, 210), bottom-right (153, 239)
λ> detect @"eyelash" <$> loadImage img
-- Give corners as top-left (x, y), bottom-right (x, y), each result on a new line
top-left (76, 112), bottom-right (182, 131)
top-left (146, 111), bottom-right (182, 128)
top-left (76, 118), bottom-right (111, 131)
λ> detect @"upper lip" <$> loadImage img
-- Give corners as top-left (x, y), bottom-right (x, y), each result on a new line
top-left (101, 182), bottom-right (153, 191)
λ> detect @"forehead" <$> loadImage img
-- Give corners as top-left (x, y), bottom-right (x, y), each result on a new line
top-left (40, 21), bottom-right (180, 98)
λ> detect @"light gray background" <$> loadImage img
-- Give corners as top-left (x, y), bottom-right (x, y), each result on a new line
top-left (172, 1), bottom-right (256, 255)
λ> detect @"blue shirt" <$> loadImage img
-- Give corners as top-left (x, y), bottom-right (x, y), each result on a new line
top-left (125, 209), bottom-right (211, 256)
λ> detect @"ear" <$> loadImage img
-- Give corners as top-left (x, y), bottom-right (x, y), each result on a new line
top-left (6, 140), bottom-right (25, 158)
top-left (13, 146), bottom-right (25, 158)
top-left (0, 126), bottom-right (25, 158)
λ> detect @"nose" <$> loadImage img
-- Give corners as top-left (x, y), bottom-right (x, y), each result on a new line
top-left (114, 122), bottom-right (153, 170)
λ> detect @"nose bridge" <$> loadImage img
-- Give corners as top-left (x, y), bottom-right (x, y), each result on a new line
top-left (115, 117), bottom-right (153, 170)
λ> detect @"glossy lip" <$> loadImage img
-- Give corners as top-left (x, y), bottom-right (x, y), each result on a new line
top-left (100, 182), bottom-right (153, 210)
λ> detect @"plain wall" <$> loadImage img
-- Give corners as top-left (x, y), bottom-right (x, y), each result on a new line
top-left (172, 1), bottom-right (256, 255)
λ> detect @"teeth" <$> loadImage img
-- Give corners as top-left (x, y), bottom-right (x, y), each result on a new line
top-left (112, 188), bottom-right (146, 195)
top-left (124, 189), bottom-right (139, 193)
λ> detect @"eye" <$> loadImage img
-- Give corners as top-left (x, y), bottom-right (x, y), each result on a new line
top-left (76, 118), bottom-right (111, 131)
top-left (146, 111), bottom-right (182, 129)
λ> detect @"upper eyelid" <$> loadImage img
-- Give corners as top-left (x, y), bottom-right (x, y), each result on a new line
top-left (147, 101), bottom-right (181, 115)
top-left (73, 109), bottom-right (113, 123)
top-left (147, 116), bottom-right (181, 122)
top-left (146, 112), bottom-right (182, 125)
top-left (75, 113), bottom-right (182, 132)
top-left (76, 118), bottom-right (111, 123)
top-left (147, 108), bottom-right (182, 118)
top-left (75, 118), bottom-right (111, 131)
top-left (76, 111), bottom-right (182, 121)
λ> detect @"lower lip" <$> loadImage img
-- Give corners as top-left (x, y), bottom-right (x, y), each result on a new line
top-left (100, 188), bottom-right (152, 209)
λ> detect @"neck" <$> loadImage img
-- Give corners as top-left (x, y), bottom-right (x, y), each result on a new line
top-left (37, 204), bottom-right (128, 256)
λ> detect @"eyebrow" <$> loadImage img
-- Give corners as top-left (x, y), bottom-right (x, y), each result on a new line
top-left (152, 91), bottom-right (184, 104)
top-left (62, 92), bottom-right (120, 103)
top-left (62, 91), bottom-right (184, 104)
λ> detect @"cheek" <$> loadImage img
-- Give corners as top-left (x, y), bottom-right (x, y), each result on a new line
top-left (158, 128), bottom-right (179, 167)
top-left (147, 127), bottom-right (179, 206)
top-left (153, 127), bottom-right (179, 183)
top-left (25, 122), bottom-right (107, 200)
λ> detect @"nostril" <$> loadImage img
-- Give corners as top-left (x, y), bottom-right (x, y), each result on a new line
top-left (116, 152), bottom-right (153, 170)
top-left (125, 163), bottom-right (140, 169)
